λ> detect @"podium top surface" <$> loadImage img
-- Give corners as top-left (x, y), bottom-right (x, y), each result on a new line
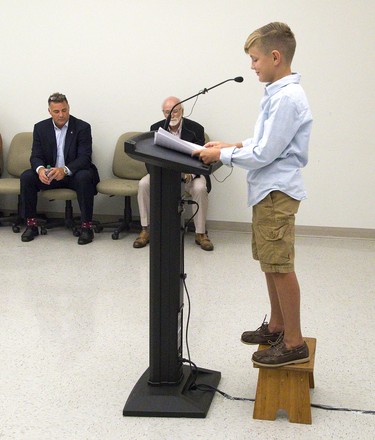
top-left (125, 131), bottom-right (221, 175)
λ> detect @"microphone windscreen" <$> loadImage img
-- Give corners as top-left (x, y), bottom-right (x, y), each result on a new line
top-left (234, 76), bottom-right (244, 83)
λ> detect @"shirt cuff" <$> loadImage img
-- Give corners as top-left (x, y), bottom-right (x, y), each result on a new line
top-left (220, 146), bottom-right (237, 167)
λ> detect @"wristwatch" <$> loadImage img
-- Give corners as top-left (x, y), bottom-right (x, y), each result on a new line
top-left (63, 166), bottom-right (69, 176)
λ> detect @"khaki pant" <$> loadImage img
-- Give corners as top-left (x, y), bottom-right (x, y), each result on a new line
top-left (137, 174), bottom-right (208, 234)
top-left (252, 191), bottom-right (300, 273)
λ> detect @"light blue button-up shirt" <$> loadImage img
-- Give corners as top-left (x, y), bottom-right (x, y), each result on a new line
top-left (53, 120), bottom-right (68, 168)
top-left (220, 73), bottom-right (312, 206)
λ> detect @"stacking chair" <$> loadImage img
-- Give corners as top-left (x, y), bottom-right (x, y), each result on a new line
top-left (96, 132), bottom-right (147, 240)
top-left (0, 132), bottom-right (33, 232)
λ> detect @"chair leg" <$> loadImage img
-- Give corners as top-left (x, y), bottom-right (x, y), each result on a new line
top-left (14, 195), bottom-right (23, 232)
top-left (124, 196), bottom-right (132, 230)
top-left (0, 195), bottom-right (23, 233)
top-left (44, 200), bottom-right (79, 235)
top-left (64, 200), bottom-right (74, 228)
top-left (111, 196), bottom-right (132, 240)
top-left (95, 196), bottom-right (141, 239)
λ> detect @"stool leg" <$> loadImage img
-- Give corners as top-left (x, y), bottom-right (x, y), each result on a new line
top-left (286, 370), bottom-right (312, 424)
top-left (309, 371), bottom-right (315, 389)
top-left (253, 368), bottom-right (280, 421)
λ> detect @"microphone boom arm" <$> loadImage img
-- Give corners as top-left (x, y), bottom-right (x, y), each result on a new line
top-left (202, 78), bottom-right (236, 94)
top-left (163, 76), bottom-right (243, 130)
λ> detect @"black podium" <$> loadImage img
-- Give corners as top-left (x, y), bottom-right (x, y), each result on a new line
top-left (122, 132), bottom-right (221, 418)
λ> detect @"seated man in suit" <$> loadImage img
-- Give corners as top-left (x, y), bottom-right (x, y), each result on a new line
top-left (133, 96), bottom-right (214, 251)
top-left (20, 93), bottom-right (100, 245)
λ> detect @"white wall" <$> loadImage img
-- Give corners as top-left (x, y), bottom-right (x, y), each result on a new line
top-left (1, 0), bottom-right (374, 229)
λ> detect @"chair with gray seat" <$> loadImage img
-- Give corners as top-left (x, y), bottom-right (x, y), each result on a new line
top-left (96, 132), bottom-right (147, 240)
top-left (0, 132), bottom-right (33, 232)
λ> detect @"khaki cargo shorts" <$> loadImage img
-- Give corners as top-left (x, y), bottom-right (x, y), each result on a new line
top-left (252, 191), bottom-right (300, 273)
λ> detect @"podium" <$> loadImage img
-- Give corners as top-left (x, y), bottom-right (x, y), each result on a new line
top-left (123, 132), bottom-right (221, 418)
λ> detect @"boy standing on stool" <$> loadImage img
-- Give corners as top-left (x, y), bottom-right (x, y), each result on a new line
top-left (193, 22), bottom-right (312, 367)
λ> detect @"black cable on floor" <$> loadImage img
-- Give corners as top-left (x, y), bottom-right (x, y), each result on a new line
top-left (181, 278), bottom-right (375, 415)
top-left (310, 403), bottom-right (375, 415)
top-left (183, 369), bottom-right (375, 414)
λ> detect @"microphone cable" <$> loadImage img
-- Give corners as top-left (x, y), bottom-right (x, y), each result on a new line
top-left (212, 166), bottom-right (233, 183)
top-left (180, 275), bottom-right (254, 403)
top-left (184, 94), bottom-right (200, 119)
top-left (181, 197), bottom-right (199, 233)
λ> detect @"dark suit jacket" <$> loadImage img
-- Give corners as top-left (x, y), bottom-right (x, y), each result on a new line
top-left (30, 115), bottom-right (100, 188)
top-left (150, 118), bottom-right (211, 192)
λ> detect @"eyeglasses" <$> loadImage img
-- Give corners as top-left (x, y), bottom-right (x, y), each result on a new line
top-left (48, 93), bottom-right (67, 103)
top-left (162, 108), bottom-right (181, 116)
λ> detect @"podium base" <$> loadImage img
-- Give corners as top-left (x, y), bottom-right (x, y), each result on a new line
top-left (123, 365), bottom-right (221, 418)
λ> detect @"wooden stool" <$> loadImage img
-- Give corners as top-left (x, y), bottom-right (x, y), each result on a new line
top-left (253, 337), bottom-right (316, 424)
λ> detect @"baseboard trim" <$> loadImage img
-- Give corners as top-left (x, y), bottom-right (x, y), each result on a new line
top-left (206, 220), bottom-right (375, 240)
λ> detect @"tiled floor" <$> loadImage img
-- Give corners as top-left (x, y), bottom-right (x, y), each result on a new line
top-left (0, 226), bottom-right (374, 439)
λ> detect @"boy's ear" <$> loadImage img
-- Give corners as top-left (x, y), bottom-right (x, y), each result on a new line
top-left (272, 50), bottom-right (281, 65)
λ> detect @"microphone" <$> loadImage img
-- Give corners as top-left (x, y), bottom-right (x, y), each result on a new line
top-left (163, 76), bottom-right (244, 129)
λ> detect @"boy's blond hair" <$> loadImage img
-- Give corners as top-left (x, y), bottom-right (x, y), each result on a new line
top-left (244, 22), bottom-right (296, 63)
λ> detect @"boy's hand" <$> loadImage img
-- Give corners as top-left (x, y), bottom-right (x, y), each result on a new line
top-left (205, 141), bottom-right (243, 149)
top-left (204, 141), bottom-right (232, 149)
top-left (192, 147), bottom-right (221, 165)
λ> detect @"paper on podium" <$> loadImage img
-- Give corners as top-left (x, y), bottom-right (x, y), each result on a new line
top-left (154, 128), bottom-right (204, 155)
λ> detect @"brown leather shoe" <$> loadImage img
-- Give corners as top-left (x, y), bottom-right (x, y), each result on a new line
top-left (133, 229), bottom-right (150, 248)
top-left (241, 317), bottom-right (282, 345)
top-left (252, 340), bottom-right (310, 367)
top-left (195, 233), bottom-right (214, 251)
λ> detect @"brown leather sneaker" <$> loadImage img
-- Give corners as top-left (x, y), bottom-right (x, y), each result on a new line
top-left (195, 233), bottom-right (214, 251)
top-left (241, 317), bottom-right (282, 345)
top-left (133, 229), bottom-right (150, 248)
top-left (252, 340), bottom-right (310, 367)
